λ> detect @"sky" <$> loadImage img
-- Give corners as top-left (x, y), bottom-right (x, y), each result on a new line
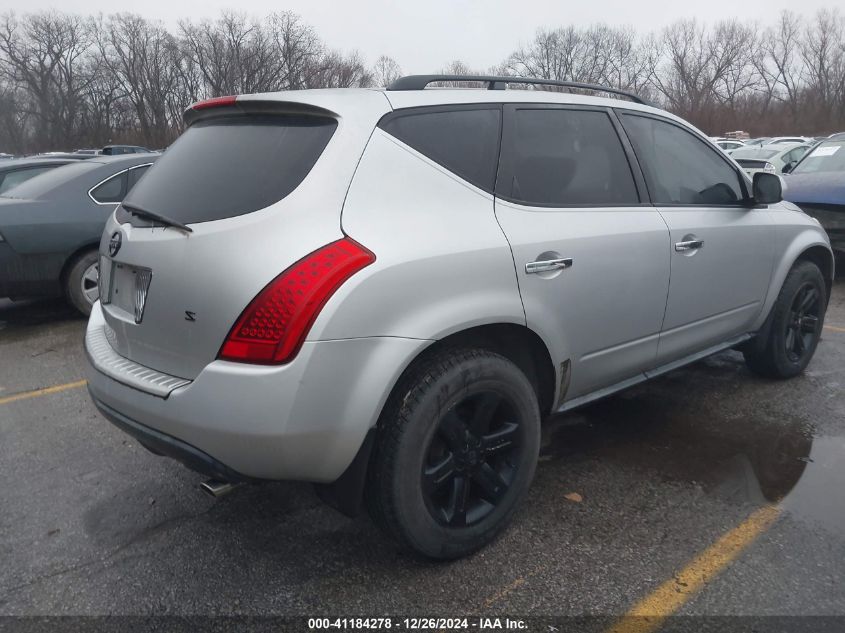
top-left (12, 0), bottom-right (839, 73)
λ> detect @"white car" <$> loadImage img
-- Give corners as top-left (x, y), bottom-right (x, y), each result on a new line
top-left (768, 136), bottom-right (811, 145)
top-left (715, 139), bottom-right (746, 153)
top-left (731, 143), bottom-right (811, 177)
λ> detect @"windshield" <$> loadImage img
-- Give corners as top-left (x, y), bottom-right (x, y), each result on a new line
top-left (0, 161), bottom-right (96, 199)
top-left (792, 141), bottom-right (845, 174)
top-left (731, 148), bottom-right (778, 160)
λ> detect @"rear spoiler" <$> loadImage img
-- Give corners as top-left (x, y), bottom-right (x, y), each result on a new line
top-left (183, 96), bottom-right (339, 127)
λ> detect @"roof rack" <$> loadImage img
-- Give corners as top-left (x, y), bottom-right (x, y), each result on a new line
top-left (386, 75), bottom-right (651, 106)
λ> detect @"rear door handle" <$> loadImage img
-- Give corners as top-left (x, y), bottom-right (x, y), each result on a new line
top-left (674, 239), bottom-right (704, 252)
top-left (525, 258), bottom-right (573, 274)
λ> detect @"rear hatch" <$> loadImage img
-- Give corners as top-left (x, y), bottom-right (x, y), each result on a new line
top-left (98, 91), bottom-right (390, 380)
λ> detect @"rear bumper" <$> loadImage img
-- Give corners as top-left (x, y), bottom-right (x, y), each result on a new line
top-left (91, 393), bottom-right (253, 483)
top-left (85, 302), bottom-right (430, 482)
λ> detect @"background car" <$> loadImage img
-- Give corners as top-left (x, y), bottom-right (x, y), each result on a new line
top-left (768, 136), bottom-right (811, 145)
top-left (744, 137), bottom-right (772, 147)
top-left (0, 154), bottom-right (158, 313)
top-left (731, 143), bottom-right (811, 177)
top-left (0, 157), bottom-right (77, 194)
top-left (101, 145), bottom-right (153, 155)
top-left (784, 136), bottom-right (845, 253)
top-left (715, 139), bottom-right (746, 153)
top-left (30, 152), bottom-right (98, 160)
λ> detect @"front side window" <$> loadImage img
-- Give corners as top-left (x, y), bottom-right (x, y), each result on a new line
top-left (379, 106), bottom-right (501, 193)
top-left (91, 172), bottom-right (127, 203)
top-left (501, 108), bottom-right (639, 206)
top-left (621, 114), bottom-right (744, 205)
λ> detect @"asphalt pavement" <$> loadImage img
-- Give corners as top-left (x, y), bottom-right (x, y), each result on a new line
top-left (1, 278), bottom-right (844, 626)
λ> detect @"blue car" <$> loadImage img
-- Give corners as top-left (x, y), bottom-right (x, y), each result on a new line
top-left (784, 135), bottom-right (845, 253)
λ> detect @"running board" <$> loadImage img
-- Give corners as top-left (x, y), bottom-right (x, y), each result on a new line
top-left (555, 333), bottom-right (754, 414)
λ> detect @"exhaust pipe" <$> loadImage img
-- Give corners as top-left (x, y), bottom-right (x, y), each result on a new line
top-left (200, 479), bottom-right (241, 498)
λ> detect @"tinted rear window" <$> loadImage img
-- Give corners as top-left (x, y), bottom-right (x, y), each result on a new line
top-left (119, 115), bottom-right (337, 225)
top-left (0, 165), bottom-right (57, 194)
top-left (379, 106), bottom-right (501, 192)
top-left (0, 161), bottom-right (96, 199)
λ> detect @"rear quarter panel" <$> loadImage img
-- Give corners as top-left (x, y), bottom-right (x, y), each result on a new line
top-left (321, 128), bottom-right (527, 343)
top-left (0, 195), bottom-right (105, 295)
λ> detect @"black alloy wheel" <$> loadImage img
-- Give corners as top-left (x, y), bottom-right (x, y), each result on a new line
top-left (784, 281), bottom-right (822, 363)
top-left (422, 391), bottom-right (520, 527)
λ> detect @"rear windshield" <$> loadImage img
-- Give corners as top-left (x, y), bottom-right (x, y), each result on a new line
top-left (119, 114), bottom-right (337, 225)
top-left (731, 148), bottom-right (778, 160)
top-left (0, 161), bottom-right (95, 200)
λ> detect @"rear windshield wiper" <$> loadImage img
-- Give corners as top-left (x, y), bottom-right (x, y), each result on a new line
top-left (121, 202), bottom-right (193, 234)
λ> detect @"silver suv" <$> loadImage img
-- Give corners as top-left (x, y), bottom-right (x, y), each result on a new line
top-left (85, 75), bottom-right (834, 559)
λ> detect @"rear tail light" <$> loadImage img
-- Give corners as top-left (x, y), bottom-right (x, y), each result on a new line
top-left (218, 238), bottom-right (375, 365)
top-left (192, 95), bottom-right (237, 110)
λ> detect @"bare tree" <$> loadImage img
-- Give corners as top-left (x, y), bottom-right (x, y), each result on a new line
top-left (305, 50), bottom-right (373, 88)
top-left (373, 55), bottom-right (401, 88)
top-left (3, 8), bottom-right (845, 153)
top-left (801, 8), bottom-right (845, 127)
top-left (0, 11), bottom-right (93, 150)
top-left (93, 13), bottom-right (185, 147)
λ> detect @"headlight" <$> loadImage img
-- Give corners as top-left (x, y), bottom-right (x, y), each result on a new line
top-left (764, 162), bottom-right (776, 172)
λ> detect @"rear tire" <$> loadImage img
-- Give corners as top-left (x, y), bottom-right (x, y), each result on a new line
top-left (744, 261), bottom-right (827, 378)
top-left (65, 249), bottom-right (99, 316)
top-left (366, 348), bottom-right (541, 560)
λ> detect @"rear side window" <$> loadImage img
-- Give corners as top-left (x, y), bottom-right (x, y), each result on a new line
top-left (500, 108), bottom-right (639, 206)
top-left (120, 114), bottom-right (337, 225)
top-left (379, 106), bottom-right (501, 192)
top-left (91, 172), bottom-right (127, 203)
top-left (621, 114), bottom-right (744, 205)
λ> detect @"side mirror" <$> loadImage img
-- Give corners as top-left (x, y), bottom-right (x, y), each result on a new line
top-left (753, 172), bottom-right (783, 204)
top-left (782, 162), bottom-right (794, 174)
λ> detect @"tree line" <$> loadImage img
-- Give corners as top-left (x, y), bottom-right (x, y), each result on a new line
top-left (0, 8), bottom-right (843, 154)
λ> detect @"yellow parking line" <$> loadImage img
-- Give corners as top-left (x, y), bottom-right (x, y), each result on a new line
top-left (824, 325), bottom-right (845, 333)
top-left (0, 379), bottom-right (88, 406)
top-left (606, 505), bottom-right (781, 633)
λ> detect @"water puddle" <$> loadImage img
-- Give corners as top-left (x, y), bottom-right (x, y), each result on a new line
top-left (541, 389), bottom-right (845, 537)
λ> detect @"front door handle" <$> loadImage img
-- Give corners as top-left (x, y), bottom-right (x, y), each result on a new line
top-left (674, 239), bottom-right (704, 252)
top-left (525, 257), bottom-right (573, 274)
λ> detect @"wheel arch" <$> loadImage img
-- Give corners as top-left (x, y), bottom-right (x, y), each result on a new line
top-left (315, 322), bottom-right (557, 517)
top-left (59, 241), bottom-right (100, 289)
top-left (406, 323), bottom-right (558, 418)
top-left (753, 231), bottom-right (835, 331)
top-left (795, 244), bottom-right (835, 302)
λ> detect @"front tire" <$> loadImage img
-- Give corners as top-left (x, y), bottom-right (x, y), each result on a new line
top-left (65, 249), bottom-right (99, 316)
top-left (367, 348), bottom-right (541, 560)
top-left (744, 260), bottom-right (827, 378)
